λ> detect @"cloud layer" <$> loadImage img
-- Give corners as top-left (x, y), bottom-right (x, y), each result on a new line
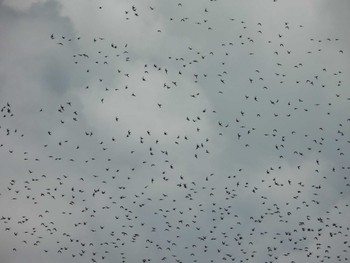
top-left (0, 0), bottom-right (349, 262)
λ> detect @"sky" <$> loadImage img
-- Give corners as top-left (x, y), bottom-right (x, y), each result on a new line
top-left (0, 0), bottom-right (349, 262)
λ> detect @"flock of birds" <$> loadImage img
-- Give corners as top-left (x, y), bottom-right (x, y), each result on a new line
top-left (1, 1), bottom-right (349, 263)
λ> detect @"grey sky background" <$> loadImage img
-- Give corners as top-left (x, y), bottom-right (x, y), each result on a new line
top-left (0, 0), bottom-right (349, 262)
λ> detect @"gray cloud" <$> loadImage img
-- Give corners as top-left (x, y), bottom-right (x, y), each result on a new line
top-left (0, 0), bottom-right (349, 263)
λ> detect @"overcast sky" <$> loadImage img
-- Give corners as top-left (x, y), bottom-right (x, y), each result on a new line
top-left (0, 0), bottom-right (350, 262)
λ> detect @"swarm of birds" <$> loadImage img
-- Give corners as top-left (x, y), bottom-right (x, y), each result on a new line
top-left (1, 1), bottom-right (349, 263)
